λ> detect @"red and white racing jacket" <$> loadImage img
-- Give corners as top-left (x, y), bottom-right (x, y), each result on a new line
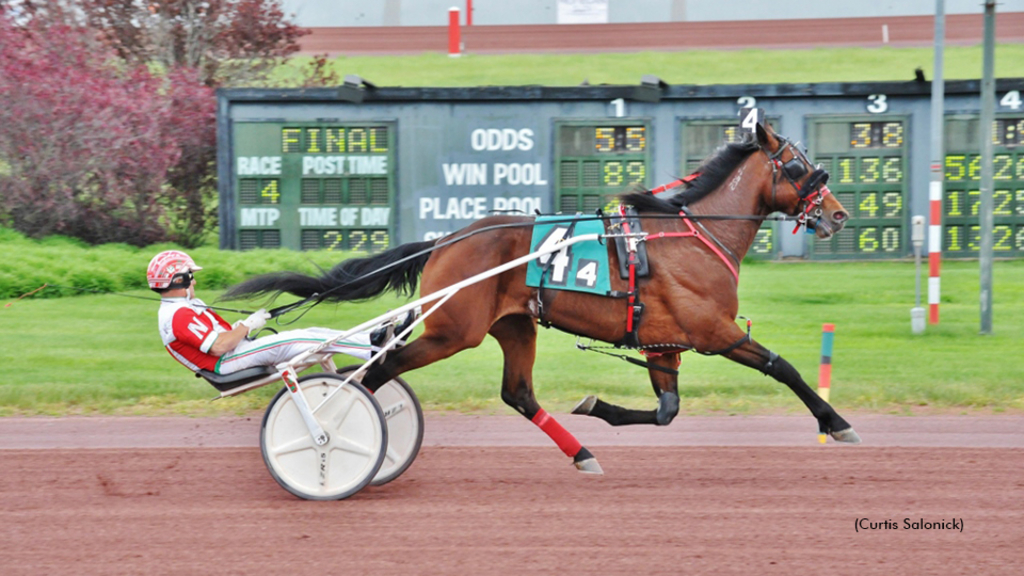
top-left (158, 297), bottom-right (233, 372)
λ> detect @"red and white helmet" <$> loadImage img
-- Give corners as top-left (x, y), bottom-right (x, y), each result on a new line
top-left (147, 250), bottom-right (203, 290)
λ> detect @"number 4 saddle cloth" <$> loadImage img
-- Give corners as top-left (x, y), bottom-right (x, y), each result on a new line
top-left (525, 211), bottom-right (649, 296)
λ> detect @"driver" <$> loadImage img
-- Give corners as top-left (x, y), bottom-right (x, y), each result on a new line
top-left (147, 250), bottom-right (415, 376)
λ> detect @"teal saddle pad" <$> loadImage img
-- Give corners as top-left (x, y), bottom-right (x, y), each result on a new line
top-left (525, 216), bottom-right (611, 296)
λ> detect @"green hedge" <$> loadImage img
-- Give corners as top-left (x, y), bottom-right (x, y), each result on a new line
top-left (0, 228), bottom-right (352, 299)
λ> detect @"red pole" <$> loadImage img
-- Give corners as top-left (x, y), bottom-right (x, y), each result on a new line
top-left (448, 7), bottom-right (461, 57)
top-left (466, 0), bottom-right (473, 26)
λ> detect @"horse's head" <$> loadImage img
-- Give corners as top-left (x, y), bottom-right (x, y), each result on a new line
top-left (755, 123), bottom-right (848, 238)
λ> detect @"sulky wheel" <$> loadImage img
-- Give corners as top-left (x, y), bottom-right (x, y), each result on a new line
top-left (336, 365), bottom-right (424, 486)
top-left (260, 373), bottom-right (387, 500)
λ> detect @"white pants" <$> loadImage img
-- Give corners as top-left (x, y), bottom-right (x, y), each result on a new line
top-left (215, 327), bottom-right (374, 374)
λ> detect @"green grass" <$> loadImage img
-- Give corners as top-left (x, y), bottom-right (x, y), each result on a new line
top-left (275, 45), bottom-right (1024, 87)
top-left (2, 254), bottom-right (1022, 417)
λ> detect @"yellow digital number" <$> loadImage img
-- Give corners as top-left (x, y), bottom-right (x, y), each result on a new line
top-left (305, 128), bottom-right (321, 153)
top-left (324, 231), bottom-right (343, 251)
top-left (860, 157), bottom-right (880, 183)
top-left (602, 197), bottom-right (621, 213)
top-left (883, 192), bottom-right (902, 218)
top-left (882, 227), bottom-right (900, 252)
top-left (947, 191), bottom-right (962, 217)
top-left (968, 155), bottom-right (981, 180)
top-left (851, 123), bottom-right (871, 148)
top-left (724, 126), bottom-right (740, 144)
top-left (625, 127), bottom-right (646, 152)
top-left (370, 230), bottom-right (390, 250)
top-left (859, 193), bottom-right (879, 218)
top-left (604, 161), bottom-right (624, 186)
top-left (1017, 227), bottom-right (1024, 251)
top-left (838, 158), bottom-right (854, 184)
top-left (1018, 157), bottom-right (1024, 180)
top-left (994, 225), bottom-right (1012, 251)
top-left (626, 161), bottom-right (646, 184)
top-left (968, 225), bottom-right (980, 251)
top-left (349, 230), bottom-right (368, 252)
top-left (282, 128), bottom-right (301, 153)
top-left (370, 127), bottom-right (389, 153)
top-left (994, 154), bottom-right (1012, 180)
top-left (1017, 190), bottom-right (1024, 216)
top-left (946, 226), bottom-right (962, 251)
top-left (595, 128), bottom-right (615, 152)
top-left (859, 227), bottom-right (879, 252)
top-left (968, 190), bottom-right (980, 216)
top-left (945, 155), bottom-right (966, 181)
top-left (260, 180), bottom-right (280, 204)
top-left (752, 229), bottom-right (773, 254)
top-left (882, 157), bottom-right (902, 183)
top-left (995, 190), bottom-right (1012, 216)
top-left (882, 122), bottom-right (903, 148)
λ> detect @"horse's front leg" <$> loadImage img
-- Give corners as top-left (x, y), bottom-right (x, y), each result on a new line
top-left (724, 335), bottom-right (860, 443)
top-left (572, 352), bottom-right (681, 426)
top-left (490, 315), bottom-right (603, 474)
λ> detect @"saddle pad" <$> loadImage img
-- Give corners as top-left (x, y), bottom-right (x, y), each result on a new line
top-left (525, 216), bottom-right (611, 296)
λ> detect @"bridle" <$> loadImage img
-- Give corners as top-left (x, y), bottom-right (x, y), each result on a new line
top-left (765, 135), bottom-right (832, 234)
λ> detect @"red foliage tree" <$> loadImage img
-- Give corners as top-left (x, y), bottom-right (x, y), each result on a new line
top-left (0, 1), bottom-right (315, 247)
top-left (0, 19), bottom-right (184, 245)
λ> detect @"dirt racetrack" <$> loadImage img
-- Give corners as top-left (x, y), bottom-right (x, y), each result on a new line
top-left (1, 414), bottom-right (1022, 575)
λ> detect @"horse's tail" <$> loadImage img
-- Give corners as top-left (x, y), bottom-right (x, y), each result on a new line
top-left (223, 240), bottom-right (436, 303)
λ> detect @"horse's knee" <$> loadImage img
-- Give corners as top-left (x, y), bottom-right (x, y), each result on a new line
top-left (656, 392), bottom-right (679, 426)
top-left (501, 379), bottom-right (539, 419)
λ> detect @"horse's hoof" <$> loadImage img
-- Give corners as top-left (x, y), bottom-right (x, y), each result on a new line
top-left (574, 457), bottom-right (604, 475)
top-left (831, 427), bottom-right (862, 444)
top-left (571, 395), bottom-right (597, 415)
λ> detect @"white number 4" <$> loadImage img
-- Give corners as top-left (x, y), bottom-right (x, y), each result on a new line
top-left (536, 227), bottom-right (571, 285)
top-left (1000, 90), bottom-right (1022, 110)
top-left (576, 260), bottom-right (598, 288)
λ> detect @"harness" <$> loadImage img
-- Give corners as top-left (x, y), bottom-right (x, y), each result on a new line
top-left (579, 136), bottom-right (830, 367)
top-left (766, 136), bottom-right (833, 234)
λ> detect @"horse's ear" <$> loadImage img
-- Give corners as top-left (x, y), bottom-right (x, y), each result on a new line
top-left (754, 121), bottom-right (777, 150)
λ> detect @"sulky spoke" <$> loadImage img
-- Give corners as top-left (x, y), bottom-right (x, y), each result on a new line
top-left (325, 390), bottom-right (358, 432)
top-left (330, 436), bottom-right (375, 458)
top-left (269, 434), bottom-right (316, 457)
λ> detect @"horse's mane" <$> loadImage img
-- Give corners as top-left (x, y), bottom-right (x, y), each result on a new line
top-left (620, 138), bottom-right (761, 214)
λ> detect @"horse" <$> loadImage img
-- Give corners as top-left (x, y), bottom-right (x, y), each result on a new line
top-left (225, 121), bottom-right (860, 474)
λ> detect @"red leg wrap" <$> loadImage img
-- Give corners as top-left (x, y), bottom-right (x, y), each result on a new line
top-left (531, 409), bottom-right (582, 458)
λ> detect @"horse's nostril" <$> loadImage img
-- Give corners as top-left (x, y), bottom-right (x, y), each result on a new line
top-left (833, 211), bottom-right (848, 223)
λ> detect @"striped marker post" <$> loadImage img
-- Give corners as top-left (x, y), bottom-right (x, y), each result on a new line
top-left (817, 323), bottom-right (835, 444)
top-left (928, 179), bottom-right (942, 323)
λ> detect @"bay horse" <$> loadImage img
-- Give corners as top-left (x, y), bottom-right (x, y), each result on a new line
top-left (225, 121), bottom-right (860, 474)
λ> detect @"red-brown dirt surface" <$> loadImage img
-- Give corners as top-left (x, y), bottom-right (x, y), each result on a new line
top-left (1, 415), bottom-right (1022, 575)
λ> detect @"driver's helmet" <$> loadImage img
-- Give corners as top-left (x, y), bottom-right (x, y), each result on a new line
top-left (147, 250), bottom-right (203, 290)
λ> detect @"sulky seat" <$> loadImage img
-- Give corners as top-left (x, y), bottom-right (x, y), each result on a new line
top-left (195, 365), bottom-right (279, 392)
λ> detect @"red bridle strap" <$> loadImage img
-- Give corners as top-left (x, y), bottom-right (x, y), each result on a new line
top-left (646, 213), bottom-right (740, 285)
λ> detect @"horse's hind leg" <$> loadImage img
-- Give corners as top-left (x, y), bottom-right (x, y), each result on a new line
top-left (724, 336), bottom-right (860, 443)
top-left (572, 353), bottom-right (681, 426)
top-left (489, 315), bottom-right (603, 474)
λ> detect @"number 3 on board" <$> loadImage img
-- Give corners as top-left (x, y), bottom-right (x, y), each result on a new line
top-left (867, 94), bottom-right (888, 114)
